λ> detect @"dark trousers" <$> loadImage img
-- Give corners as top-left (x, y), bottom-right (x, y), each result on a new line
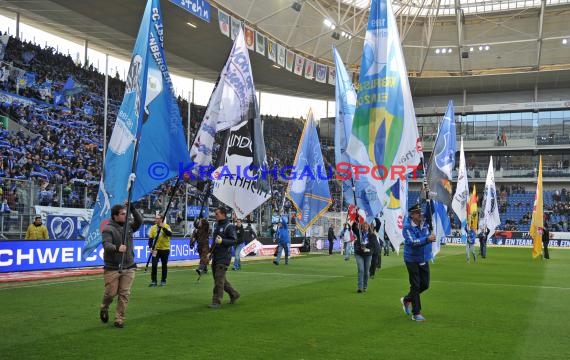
top-left (151, 249), bottom-right (170, 283)
top-left (211, 263), bottom-right (239, 305)
top-left (197, 240), bottom-right (209, 268)
top-left (404, 261), bottom-right (430, 316)
top-left (480, 241), bottom-right (487, 258)
top-left (543, 241), bottom-right (550, 259)
top-left (328, 239), bottom-right (334, 254)
top-left (370, 250), bottom-right (381, 276)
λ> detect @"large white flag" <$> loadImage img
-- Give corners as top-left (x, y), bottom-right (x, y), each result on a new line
top-left (190, 28), bottom-right (256, 172)
top-left (481, 156), bottom-right (501, 239)
top-left (452, 138), bottom-right (469, 243)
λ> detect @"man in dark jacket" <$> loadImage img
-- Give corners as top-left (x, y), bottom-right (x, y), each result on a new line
top-left (327, 225), bottom-right (335, 255)
top-left (209, 207), bottom-right (240, 309)
top-left (100, 202), bottom-right (142, 328)
top-left (400, 204), bottom-right (435, 322)
top-left (542, 223), bottom-right (551, 259)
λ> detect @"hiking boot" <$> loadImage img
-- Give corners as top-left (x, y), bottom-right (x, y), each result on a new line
top-left (99, 308), bottom-right (109, 323)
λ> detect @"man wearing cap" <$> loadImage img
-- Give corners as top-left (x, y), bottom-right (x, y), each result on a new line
top-left (400, 203), bottom-right (436, 322)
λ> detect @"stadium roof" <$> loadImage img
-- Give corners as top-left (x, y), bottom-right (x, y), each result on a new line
top-left (1, 0), bottom-right (570, 99)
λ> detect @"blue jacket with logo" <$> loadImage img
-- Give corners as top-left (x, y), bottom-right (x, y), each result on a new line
top-left (403, 217), bottom-right (432, 263)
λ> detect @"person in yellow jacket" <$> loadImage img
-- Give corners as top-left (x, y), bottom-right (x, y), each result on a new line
top-left (148, 213), bottom-right (172, 287)
top-left (25, 216), bottom-right (49, 240)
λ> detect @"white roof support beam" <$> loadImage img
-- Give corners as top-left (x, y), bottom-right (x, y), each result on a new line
top-left (455, 0), bottom-right (464, 74)
top-left (536, 0), bottom-right (546, 70)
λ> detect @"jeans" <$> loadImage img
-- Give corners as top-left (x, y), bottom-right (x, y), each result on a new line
top-left (466, 244), bottom-right (476, 263)
top-left (343, 242), bottom-right (352, 260)
top-left (151, 249), bottom-right (170, 283)
top-left (404, 261), bottom-right (430, 315)
top-left (355, 254), bottom-right (372, 290)
top-left (275, 242), bottom-right (290, 264)
top-left (233, 243), bottom-right (245, 269)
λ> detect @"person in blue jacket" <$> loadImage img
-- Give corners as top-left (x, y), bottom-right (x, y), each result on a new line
top-left (400, 203), bottom-right (436, 322)
top-left (273, 216), bottom-right (290, 265)
top-left (466, 227), bottom-right (477, 263)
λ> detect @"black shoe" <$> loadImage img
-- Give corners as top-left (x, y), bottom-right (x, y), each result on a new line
top-left (100, 308), bottom-right (109, 323)
top-left (114, 321), bottom-right (123, 328)
top-left (229, 293), bottom-right (241, 304)
top-left (273, 260), bottom-right (279, 265)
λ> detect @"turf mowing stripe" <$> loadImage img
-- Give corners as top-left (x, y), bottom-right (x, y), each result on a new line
top-left (377, 277), bottom-right (570, 291)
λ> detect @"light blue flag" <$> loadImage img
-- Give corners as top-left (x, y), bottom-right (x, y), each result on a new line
top-left (333, 47), bottom-right (381, 221)
top-left (287, 110), bottom-right (332, 233)
top-left (82, 0), bottom-right (192, 259)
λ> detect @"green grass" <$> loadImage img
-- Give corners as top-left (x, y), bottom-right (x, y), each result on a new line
top-left (1, 246), bottom-right (569, 360)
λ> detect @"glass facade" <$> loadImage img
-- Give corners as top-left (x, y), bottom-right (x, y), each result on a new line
top-left (417, 109), bottom-right (570, 144)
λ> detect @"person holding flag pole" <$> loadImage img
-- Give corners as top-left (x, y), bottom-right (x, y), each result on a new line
top-left (86, 0), bottom-right (194, 328)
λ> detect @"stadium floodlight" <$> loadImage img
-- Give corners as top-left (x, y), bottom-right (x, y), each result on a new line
top-left (563, 39), bottom-right (568, 45)
top-left (291, 2), bottom-right (302, 12)
top-left (435, 49), bottom-right (440, 54)
top-left (485, 45), bottom-right (490, 51)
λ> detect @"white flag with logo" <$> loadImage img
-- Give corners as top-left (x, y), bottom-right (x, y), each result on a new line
top-left (481, 156), bottom-right (501, 239)
top-left (190, 28), bottom-right (257, 171)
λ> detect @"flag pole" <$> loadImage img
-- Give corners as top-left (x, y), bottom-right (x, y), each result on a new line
top-left (118, 28), bottom-right (151, 272)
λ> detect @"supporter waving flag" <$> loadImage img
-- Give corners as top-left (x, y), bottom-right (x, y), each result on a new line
top-left (82, 0), bottom-right (192, 259)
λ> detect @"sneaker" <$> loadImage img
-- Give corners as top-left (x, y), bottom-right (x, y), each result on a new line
top-left (160, 281), bottom-right (166, 286)
top-left (400, 297), bottom-right (411, 315)
top-left (148, 282), bottom-right (157, 287)
top-left (99, 308), bottom-right (109, 323)
top-left (273, 260), bottom-right (279, 265)
top-left (208, 303), bottom-right (221, 309)
top-left (114, 321), bottom-right (124, 328)
top-left (412, 314), bottom-right (426, 322)
top-left (229, 293), bottom-right (241, 304)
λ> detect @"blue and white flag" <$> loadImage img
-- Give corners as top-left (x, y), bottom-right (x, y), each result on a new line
top-left (287, 110), bottom-right (332, 233)
top-left (83, 0), bottom-right (192, 259)
top-left (190, 28), bottom-right (259, 174)
top-left (333, 47), bottom-right (380, 221)
top-left (452, 138), bottom-right (469, 244)
top-left (427, 100), bottom-right (456, 207)
top-left (426, 100), bottom-right (456, 257)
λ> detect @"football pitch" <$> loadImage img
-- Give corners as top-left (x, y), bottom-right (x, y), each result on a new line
top-left (0, 246), bottom-right (568, 360)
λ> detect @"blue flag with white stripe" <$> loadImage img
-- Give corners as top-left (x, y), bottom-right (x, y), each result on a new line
top-left (287, 110), bottom-right (332, 233)
top-left (333, 47), bottom-right (380, 221)
top-left (83, 0), bottom-right (192, 259)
